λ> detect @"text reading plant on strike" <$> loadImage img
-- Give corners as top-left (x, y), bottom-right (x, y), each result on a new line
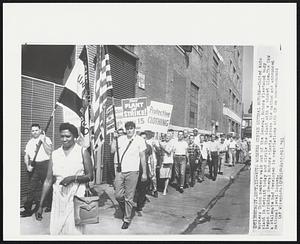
top-left (123, 110), bottom-right (147, 117)
top-left (124, 101), bottom-right (145, 110)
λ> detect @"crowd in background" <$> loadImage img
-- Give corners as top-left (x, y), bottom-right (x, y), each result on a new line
top-left (111, 127), bottom-right (251, 214)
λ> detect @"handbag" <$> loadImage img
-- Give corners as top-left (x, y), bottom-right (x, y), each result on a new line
top-left (73, 187), bottom-right (99, 225)
top-left (73, 147), bottom-right (100, 225)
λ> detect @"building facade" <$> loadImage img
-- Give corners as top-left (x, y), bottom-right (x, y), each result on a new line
top-left (20, 45), bottom-right (244, 201)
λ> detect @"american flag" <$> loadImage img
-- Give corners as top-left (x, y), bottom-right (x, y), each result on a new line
top-left (93, 45), bottom-right (113, 150)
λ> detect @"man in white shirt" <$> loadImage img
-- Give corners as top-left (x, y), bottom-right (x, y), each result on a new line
top-left (198, 135), bottom-right (209, 182)
top-left (21, 123), bottom-right (52, 217)
top-left (193, 128), bottom-right (201, 147)
top-left (167, 129), bottom-right (177, 185)
top-left (218, 136), bottom-right (228, 175)
top-left (112, 121), bottom-right (147, 229)
top-left (228, 136), bottom-right (237, 166)
top-left (208, 134), bottom-right (220, 181)
top-left (224, 134), bottom-right (231, 164)
top-left (173, 130), bottom-right (189, 193)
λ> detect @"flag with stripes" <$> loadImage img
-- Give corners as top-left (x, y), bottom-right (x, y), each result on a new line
top-left (93, 45), bottom-right (113, 150)
top-left (57, 45), bottom-right (91, 148)
top-left (105, 105), bottom-right (115, 134)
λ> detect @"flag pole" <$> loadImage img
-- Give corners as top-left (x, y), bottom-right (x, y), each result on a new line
top-left (83, 46), bottom-right (97, 183)
top-left (104, 45), bottom-right (121, 173)
top-left (30, 100), bottom-right (59, 166)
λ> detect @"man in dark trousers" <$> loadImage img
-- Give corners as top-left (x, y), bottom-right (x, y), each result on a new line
top-left (208, 134), bottom-right (220, 181)
top-left (21, 123), bottom-right (53, 217)
top-left (187, 134), bottom-right (201, 187)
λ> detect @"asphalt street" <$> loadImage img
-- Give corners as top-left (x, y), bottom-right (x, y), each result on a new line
top-left (188, 166), bottom-right (250, 234)
top-left (20, 163), bottom-right (249, 235)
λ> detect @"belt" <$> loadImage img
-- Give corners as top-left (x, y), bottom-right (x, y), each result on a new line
top-left (32, 160), bottom-right (49, 164)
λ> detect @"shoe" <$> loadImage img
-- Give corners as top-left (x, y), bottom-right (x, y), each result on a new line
top-left (162, 192), bottom-right (166, 196)
top-left (121, 222), bottom-right (130, 229)
top-left (136, 206), bottom-right (143, 212)
top-left (179, 187), bottom-right (184, 193)
top-left (153, 191), bottom-right (158, 198)
top-left (44, 207), bottom-right (51, 213)
top-left (212, 178), bottom-right (216, 181)
top-left (219, 172), bottom-right (223, 175)
top-left (20, 210), bottom-right (32, 217)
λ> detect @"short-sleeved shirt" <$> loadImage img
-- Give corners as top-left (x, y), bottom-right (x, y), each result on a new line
top-left (218, 142), bottom-right (228, 153)
top-left (173, 140), bottom-right (189, 155)
top-left (228, 140), bottom-right (237, 149)
top-left (199, 142), bottom-right (209, 160)
top-left (161, 140), bottom-right (175, 164)
top-left (209, 140), bottom-right (220, 153)
top-left (25, 137), bottom-right (52, 162)
top-left (117, 134), bottom-right (147, 172)
top-left (194, 135), bottom-right (201, 147)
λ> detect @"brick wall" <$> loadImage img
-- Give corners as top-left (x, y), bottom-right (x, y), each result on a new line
top-left (132, 45), bottom-right (243, 134)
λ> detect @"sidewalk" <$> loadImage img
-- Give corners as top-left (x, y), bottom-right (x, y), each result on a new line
top-left (20, 163), bottom-right (246, 235)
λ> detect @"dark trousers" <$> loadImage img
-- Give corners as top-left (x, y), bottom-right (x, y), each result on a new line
top-left (174, 155), bottom-right (187, 188)
top-left (209, 152), bottom-right (219, 180)
top-left (170, 158), bottom-right (176, 184)
top-left (188, 158), bottom-right (199, 185)
top-left (199, 159), bottom-right (207, 181)
top-left (135, 175), bottom-right (150, 210)
top-left (24, 161), bottom-right (52, 211)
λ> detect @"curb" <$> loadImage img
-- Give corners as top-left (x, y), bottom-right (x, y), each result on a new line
top-left (181, 163), bottom-right (248, 234)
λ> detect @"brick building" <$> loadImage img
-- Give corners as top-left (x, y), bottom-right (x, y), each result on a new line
top-left (20, 45), bottom-right (243, 202)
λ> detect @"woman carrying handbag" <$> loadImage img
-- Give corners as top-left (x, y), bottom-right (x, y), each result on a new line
top-left (35, 122), bottom-right (94, 235)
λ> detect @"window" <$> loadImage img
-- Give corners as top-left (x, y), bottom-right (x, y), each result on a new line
top-left (189, 82), bottom-right (199, 128)
top-left (212, 54), bottom-right (219, 85)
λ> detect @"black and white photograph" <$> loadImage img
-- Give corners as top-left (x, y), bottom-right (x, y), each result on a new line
top-left (3, 3), bottom-right (296, 241)
top-left (19, 44), bottom-right (253, 235)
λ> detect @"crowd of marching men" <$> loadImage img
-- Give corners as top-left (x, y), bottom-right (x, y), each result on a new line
top-left (110, 126), bottom-right (251, 214)
top-left (21, 121), bottom-right (252, 231)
